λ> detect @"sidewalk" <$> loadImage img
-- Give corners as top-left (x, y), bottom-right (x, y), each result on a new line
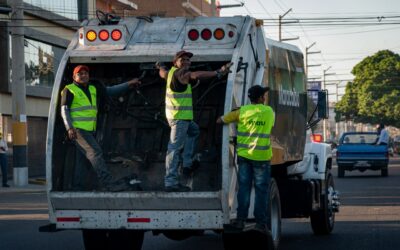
top-left (0, 178), bottom-right (46, 193)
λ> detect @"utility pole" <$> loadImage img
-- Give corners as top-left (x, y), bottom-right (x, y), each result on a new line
top-left (211, 0), bottom-right (216, 16)
top-left (322, 66), bottom-right (335, 142)
top-left (11, 0), bottom-right (28, 186)
top-left (278, 8), bottom-right (298, 42)
top-left (305, 42), bottom-right (321, 75)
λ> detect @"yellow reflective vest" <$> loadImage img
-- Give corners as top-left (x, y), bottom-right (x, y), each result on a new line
top-left (165, 67), bottom-right (193, 120)
top-left (237, 104), bottom-right (274, 161)
top-left (64, 83), bottom-right (98, 131)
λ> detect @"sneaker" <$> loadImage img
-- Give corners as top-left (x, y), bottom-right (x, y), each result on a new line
top-left (2, 184), bottom-right (10, 188)
top-left (165, 184), bottom-right (191, 192)
top-left (230, 219), bottom-right (245, 230)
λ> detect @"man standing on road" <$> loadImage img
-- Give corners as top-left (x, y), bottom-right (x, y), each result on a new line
top-left (0, 132), bottom-right (9, 188)
top-left (376, 123), bottom-right (389, 146)
top-left (157, 50), bottom-right (231, 192)
top-left (60, 65), bottom-right (141, 191)
top-left (217, 85), bottom-right (275, 232)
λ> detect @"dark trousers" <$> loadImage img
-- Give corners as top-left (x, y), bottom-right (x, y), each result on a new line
top-left (73, 129), bottom-right (113, 188)
top-left (0, 153), bottom-right (8, 185)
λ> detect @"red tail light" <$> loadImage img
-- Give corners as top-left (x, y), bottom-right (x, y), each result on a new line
top-left (201, 28), bottom-right (212, 40)
top-left (228, 31), bottom-right (235, 38)
top-left (188, 29), bottom-right (199, 41)
top-left (312, 134), bottom-right (323, 143)
top-left (99, 30), bottom-right (109, 41)
top-left (111, 29), bottom-right (122, 41)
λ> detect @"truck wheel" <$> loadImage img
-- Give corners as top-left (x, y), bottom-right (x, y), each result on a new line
top-left (381, 166), bottom-right (388, 177)
top-left (82, 229), bottom-right (144, 250)
top-left (338, 166), bottom-right (345, 178)
top-left (267, 179), bottom-right (281, 250)
top-left (310, 173), bottom-right (335, 235)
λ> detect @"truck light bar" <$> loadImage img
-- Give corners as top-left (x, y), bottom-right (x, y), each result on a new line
top-left (187, 27), bottom-right (234, 41)
top-left (84, 29), bottom-right (123, 42)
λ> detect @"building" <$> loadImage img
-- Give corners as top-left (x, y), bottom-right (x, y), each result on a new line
top-left (0, 0), bottom-right (215, 179)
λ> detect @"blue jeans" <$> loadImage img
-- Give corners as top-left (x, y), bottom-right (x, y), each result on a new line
top-left (236, 156), bottom-right (271, 225)
top-left (73, 129), bottom-right (113, 189)
top-left (165, 119), bottom-right (199, 187)
top-left (0, 153), bottom-right (8, 185)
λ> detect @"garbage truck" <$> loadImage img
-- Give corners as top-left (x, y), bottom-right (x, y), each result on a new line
top-left (41, 13), bottom-right (340, 250)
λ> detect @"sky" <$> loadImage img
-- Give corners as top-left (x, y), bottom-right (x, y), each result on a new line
top-left (218, 0), bottom-right (400, 101)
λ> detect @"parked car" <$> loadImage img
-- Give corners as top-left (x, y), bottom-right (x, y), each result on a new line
top-left (336, 132), bottom-right (389, 177)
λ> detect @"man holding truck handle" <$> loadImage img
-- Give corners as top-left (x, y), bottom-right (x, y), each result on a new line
top-left (60, 65), bottom-right (141, 191)
top-left (217, 85), bottom-right (275, 232)
top-left (157, 50), bottom-right (232, 192)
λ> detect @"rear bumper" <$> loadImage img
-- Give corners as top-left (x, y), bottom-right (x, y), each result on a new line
top-left (336, 158), bottom-right (388, 170)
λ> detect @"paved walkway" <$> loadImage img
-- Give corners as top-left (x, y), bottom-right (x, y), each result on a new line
top-left (0, 178), bottom-right (46, 193)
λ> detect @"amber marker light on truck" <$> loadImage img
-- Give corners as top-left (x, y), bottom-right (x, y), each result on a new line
top-left (111, 29), bottom-right (122, 41)
top-left (99, 29), bottom-right (109, 41)
top-left (188, 29), bottom-right (199, 41)
top-left (214, 28), bottom-right (225, 40)
top-left (86, 30), bottom-right (97, 41)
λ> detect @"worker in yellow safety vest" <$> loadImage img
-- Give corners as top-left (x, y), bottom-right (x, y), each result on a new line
top-left (60, 65), bottom-right (141, 191)
top-left (157, 50), bottom-right (232, 192)
top-left (217, 85), bottom-right (275, 232)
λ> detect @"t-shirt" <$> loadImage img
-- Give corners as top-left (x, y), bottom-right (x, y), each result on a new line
top-left (169, 67), bottom-right (196, 92)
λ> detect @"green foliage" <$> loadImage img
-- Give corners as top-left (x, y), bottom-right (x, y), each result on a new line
top-left (335, 50), bottom-right (400, 128)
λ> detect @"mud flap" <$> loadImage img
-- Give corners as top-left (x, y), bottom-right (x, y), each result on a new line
top-left (222, 224), bottom-right (274, 250)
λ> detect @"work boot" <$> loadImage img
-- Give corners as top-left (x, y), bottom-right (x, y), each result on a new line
top-left (2, 183), bottom-right (10, 188)
top-left (164, 183), bottom-right (191, 192)
top-left (230, 219), bottom-right (245, 230)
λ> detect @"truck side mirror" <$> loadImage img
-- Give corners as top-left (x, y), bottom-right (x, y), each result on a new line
top-left (317, 91), bottom-right (328, 119)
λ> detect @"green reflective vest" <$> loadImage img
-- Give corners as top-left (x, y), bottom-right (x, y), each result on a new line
top-left (165, 67), bottom-right (193, 120)
top-left (64, 83), bottom-right (98, 131)
top-left (237, 104), bottom-right (274, 161)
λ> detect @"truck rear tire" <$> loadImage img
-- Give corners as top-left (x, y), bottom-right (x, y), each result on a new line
top-left (82, 229), bottom-right (144, 250)
top-left (338, 166), bottom-right (345, 178)
top-left (381, 166), bottom-right (388, 177)
top-left (310, 173), bottom-right (335, 235)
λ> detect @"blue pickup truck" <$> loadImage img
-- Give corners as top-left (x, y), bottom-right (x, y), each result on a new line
top-left (336, 132), bottom-right (389, 177)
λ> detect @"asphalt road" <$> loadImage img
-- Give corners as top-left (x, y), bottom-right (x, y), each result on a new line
top-left (1, 156), bottom-right (399, 250)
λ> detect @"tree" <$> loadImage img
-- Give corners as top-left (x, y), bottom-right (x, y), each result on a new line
top-left (335, 50), bottom-right (400, 128)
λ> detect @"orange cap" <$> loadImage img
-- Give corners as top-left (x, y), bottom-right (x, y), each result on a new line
top-left (73, 65), bottom-right (89, 76)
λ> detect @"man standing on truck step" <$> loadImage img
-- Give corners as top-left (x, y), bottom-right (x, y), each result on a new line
top-left (60, 65), bottom-right (141, 191)
top-left (217, 85), bottom-right (275, 232)
top-left (157, 50), bottom-right (232, 192)
top-left (376, 123), bottom-right (389, 146)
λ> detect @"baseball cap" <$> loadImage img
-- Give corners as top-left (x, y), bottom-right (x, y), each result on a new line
top-left (248, 85), bottom-right (270, 101)
top-left (173, 50), bottom-right (193, 63)
top-left (73, 65), bottom-right (89, 76)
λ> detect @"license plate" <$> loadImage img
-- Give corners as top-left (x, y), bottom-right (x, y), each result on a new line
top-left (354, 161), bottom-right (370, 167)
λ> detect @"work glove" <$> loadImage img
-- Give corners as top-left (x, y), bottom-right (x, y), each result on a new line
top-left (155, 61), bottom-right (166, 70)
top-left (216, 62), bottom-right (234, 79)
